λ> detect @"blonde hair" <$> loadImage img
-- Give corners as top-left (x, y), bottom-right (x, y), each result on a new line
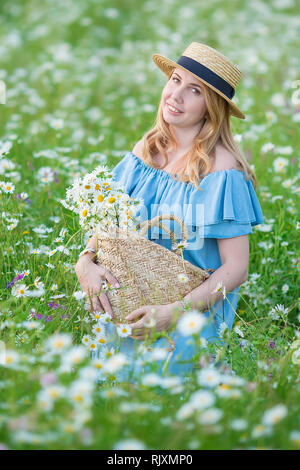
top-left (139, 71), bottom-right (257, 191)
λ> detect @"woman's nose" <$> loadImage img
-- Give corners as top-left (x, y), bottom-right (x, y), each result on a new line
top-left (171, 86), bottom-right (183, 102)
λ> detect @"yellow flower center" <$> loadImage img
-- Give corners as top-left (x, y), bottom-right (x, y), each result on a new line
top-left (220, 384), bottom-right (231, 390)
top-left (98, 194), bottom-right (104, 202)
top-left (108, 197), bottom-right (115, 203)
top-left (82, 209), bottom-right (88, 217)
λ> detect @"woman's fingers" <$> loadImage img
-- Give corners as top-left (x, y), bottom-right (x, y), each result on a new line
top-left (98, 292), bottom-right (114, 319)
top-left (85, 292), bottom-right (104, 313)
top-left (102, 267), bottom-right (120, 288)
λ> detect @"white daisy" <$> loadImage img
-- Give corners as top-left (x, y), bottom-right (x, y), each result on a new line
top-left (11, 283), bottom-right (29, 298)
top-left (190, 390), bottom-right (215, 410)
top-left (117, 323), bottom-right (132, 337)
top-left (262, 404), bottom-right (288, 426)
top-left (45, 333), bottom-right (72, 353)
top-left (103, 353), bottom-right (128, 374)
top-left (177, 273), bottom-right (189, 283)
top-left (2, 182), bottom-right (15, 193)
top-left (198, 407), bottom-right (223, 425)
top-left (177, 310), bottom-right (207, 336)
top-left (197, 368), bottom-right (221, 388)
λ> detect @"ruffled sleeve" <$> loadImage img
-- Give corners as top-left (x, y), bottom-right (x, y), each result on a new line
top-left (190, 169), bottom-right (265, 238)
top-left (111, 152), bottom-right (265, 240)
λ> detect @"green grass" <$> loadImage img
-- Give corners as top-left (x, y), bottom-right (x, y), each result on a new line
top-left (0, 0), bottom-right (299, 450)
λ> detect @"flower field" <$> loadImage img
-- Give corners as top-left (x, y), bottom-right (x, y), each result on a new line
top-left (0, 0), bottom-right (299, 450)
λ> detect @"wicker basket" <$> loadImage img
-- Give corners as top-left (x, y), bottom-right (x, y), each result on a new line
top-left (95, 214), bottom-right (214, 322)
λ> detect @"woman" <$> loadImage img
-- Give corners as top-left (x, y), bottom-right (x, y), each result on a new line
top-left (75, 42), bottom-right (264, 380)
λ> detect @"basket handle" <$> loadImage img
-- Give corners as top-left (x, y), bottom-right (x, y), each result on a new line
top-left (139, 214), bottom-right (189, 254)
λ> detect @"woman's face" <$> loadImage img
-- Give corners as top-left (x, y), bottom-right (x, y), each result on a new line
top-left (161, 67), bottom-right (208, 129)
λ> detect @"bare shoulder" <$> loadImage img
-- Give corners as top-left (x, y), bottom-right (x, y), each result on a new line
top-left (212, 144), bottom-right (243, 172)
top-left (132, 139), bottom-right (144, 160)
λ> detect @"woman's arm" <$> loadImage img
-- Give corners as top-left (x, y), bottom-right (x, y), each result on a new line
top-left (172, 235), bottom-right (249, 312)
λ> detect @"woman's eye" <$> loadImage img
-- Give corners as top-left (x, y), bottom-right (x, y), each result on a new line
top-left (172, 77), bottom-right (200, 94)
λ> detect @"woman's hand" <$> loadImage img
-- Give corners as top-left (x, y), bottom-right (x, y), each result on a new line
top-left (124, 302), bottom-right (182, 340)
top-left (75, 257), bottom-right (120, 319)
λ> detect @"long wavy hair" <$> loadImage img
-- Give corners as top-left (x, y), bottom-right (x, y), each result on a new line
top-left (139, 70), bottom-right (257, 191)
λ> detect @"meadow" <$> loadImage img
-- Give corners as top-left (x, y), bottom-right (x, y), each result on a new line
top-left (0, 0), bottom-right (299, 450)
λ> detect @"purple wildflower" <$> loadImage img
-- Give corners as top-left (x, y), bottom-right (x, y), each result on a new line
top-left (268, 339), bottom-right (275, 349)
top-left (6, 272), bottom-right (26, 289)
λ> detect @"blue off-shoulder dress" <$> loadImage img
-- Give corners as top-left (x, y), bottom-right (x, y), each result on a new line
top-left (94, 151), bottom-right (264, 381)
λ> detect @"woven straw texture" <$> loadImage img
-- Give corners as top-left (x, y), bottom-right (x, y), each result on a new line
top-left (152, 41), bottom-right (245, 119)
top-left (95, 214), bottom-right (214, 322)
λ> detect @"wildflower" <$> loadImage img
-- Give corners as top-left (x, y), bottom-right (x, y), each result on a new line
top-left (3, 350), bottom-right (20, 367)
top-left (92, 323), bottom-right (106, 336)
top-left (177, 310), bottom-right (207, 336)
top-left (273, 156), bottom-right (289, 173)
top-left (44, 385), bottom-right (65, 400)
top-left (73, 290), bottom-right (86, 301)
top-left (211, 281), bottom-right (226, 300)
top-left (197, 368), bottom-right (221, 388)
top-left (172, 240), bottom-right (190, 251)
top-left (11, 283), bottom-right (29, 298)
top-left (63, 346), bottom-right (87, 365)
top-left (36, 391), bottom-right (54, 412)
top-left (262, 405), bottom-right (288, 426)
top-left (103, 353), bottom-right (127, 374)
top-left (117, 323), bottom-right (132, 337)
top-left (268, 304), bottom-right (289, 320)
top-left (100, 346), bottom-right (115, 360)
top-left (198, 408), bottom-right (223, 425)
top-left (98, 312), bottom-right (111, 323)
top-left (95, 333), bottom-right (107, 347)
top-left (34, 277), bottom-right (44, 290)
top-left (177, 273), bottom-right (189, 283)
top-left (49, 118), bottom-right (64, 130)
top-left (142, 373), bottom-right (162, 387)
top-left (92, 357), bottom-right (104, 371)
top-left (89, 341), bottom-right (97, 352)
top-left (291, 349), bottom-right (300, 365)
top-left (251, 424), bottom-right (272, 438)
top-left (234, 325), bottom-right (244, 338)
top-left (290, 431), bottom-right (300, 447)
top-left (282, 284), bottom-right (289, 293)
top-left (78, 366), bottom-right (99, 381)
top-left (268, 339), bottom-right (275, 349)
top-left (69, 380), bottom-right (93, 407)
top-left (44, 333), bottom-right (72, 354)
top-left (176, 402), bottom-right (195, 421)
top-left (189, 390), bottom-right (215, 410)
top-left (1, 181), bottom-right (15, 193)
top-left (218, 322), bottom-right (228, 338)
top-left (230, 419), bottom-right (248, 431)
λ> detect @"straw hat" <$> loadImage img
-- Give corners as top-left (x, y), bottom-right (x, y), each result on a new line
top-left (152, 42), bottom-right (245, 119)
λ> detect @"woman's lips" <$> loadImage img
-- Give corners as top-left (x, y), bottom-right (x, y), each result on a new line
top-left (166, 103), bottom-right (184, 115)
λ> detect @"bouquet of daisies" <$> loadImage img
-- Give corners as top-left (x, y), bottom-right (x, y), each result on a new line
top-left (60, 164), bottom-right (144, 237)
